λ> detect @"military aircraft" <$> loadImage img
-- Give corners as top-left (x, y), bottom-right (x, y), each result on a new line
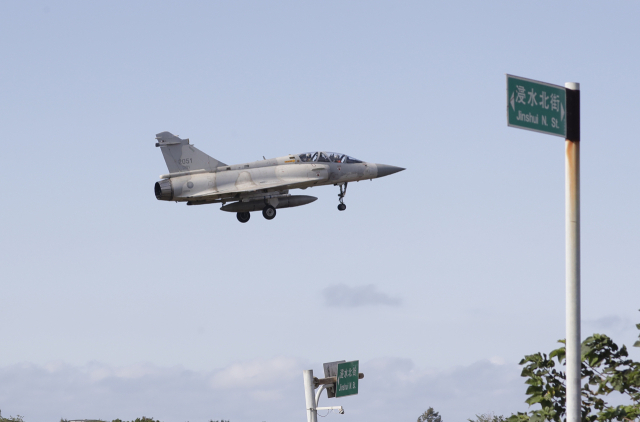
top-left (153, 131), bottom-right (405, 223)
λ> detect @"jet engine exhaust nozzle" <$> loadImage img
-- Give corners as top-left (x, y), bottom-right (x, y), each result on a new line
top-left (154, 179), bottom-right (173, 201)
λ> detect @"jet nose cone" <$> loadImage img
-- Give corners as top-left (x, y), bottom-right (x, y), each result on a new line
top-left (376, 164), bottom-right (406, 178)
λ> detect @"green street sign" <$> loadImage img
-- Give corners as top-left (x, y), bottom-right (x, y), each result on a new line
top-left (507, 74), bottom-right (566, 137)
top-left (335, 360), bottom-right (359, 398)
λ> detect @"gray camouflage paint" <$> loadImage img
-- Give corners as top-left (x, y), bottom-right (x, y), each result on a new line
top-left (154, 132), bottom-right (404, 211)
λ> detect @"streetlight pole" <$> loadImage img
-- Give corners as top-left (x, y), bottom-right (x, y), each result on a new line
top-left (303, 369), bottom-right (318, 422)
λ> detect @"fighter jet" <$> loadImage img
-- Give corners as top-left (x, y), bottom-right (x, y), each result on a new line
top-left (153, 131), bottom-right (405, 223)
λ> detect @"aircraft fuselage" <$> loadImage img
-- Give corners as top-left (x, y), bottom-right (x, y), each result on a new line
top-left (153, 132), bottom-right (404, 222)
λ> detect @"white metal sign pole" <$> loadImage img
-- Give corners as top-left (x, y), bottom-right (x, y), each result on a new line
top-left (303, 370), bottom-right (318, 422)
top-left (565, 82), bottom-right (581, 422)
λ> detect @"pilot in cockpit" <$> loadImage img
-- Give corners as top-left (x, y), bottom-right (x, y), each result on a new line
top-left (299, 153), bottom-right (311, 162)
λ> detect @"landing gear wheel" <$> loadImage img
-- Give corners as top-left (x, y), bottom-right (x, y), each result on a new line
top-left (337, 203), bottom-right (346, 211)
top-left (262, 205), bottom-right (276, 220)
top-left (237, 212), bottom-right (250, 223)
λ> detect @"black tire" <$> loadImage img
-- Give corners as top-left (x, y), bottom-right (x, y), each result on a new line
top-left (338, 203), bottom-right (346, 211)
top-left (237, 212), bottom-right (250, 223)
top-left (262, 205), bottom-right (276, 220)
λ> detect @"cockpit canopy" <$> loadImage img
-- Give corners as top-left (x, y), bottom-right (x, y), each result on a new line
top-left (298, 152), bottom-right (363, 164)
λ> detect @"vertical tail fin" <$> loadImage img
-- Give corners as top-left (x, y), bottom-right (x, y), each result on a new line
top-left (155, 132), bottom-right (227, 173)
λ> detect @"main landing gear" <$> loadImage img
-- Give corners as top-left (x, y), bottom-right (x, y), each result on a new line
top-left (337, 182), bottom-right (347, 211)
top-left (236, 206), bottom-right (277, 223)
top-left (262, 205), bottom-right (276, 220)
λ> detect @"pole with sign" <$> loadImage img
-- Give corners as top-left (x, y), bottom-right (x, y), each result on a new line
top-left (302, 361), bottom-right (363, 422)
top-left (506, 75), bottom-right (581, 422)
top-left (564, 82), bottom-right (581, 422)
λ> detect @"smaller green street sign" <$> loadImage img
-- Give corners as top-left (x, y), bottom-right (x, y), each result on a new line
top-left (507, 74), bottom-right (566, 137)
top-left (336, 360), bottom-right (359, 398)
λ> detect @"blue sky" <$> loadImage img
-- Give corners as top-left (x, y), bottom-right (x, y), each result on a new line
top-left (1, 1), bottom-right (639, 421)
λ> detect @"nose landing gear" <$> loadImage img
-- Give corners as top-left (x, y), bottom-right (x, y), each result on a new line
top-left (237, 212), bottom-right (250, 223)
top-left (337, 182), bottom-right (348, 211)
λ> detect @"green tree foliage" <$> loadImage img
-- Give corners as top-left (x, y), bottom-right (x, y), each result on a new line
top-left (634, 310), bottom-right (640, 348)
top-left (418, 407), bottom-right (442, 422)
top-left (508, 331), bottom-right (640, 422)
top-left (112, 418), bottom-right (161, 422)
top-left (469, 412), bottom-right (506, 422)
top-left (0, 411), bottom-right (24, 422)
